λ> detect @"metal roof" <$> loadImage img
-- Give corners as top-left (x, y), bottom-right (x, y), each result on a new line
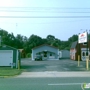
top-left (32, 44), bottom-right (58, 50)
top-left (71, 41), bottom-right (77, 48)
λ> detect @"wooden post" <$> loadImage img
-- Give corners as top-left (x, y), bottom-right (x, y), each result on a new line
top-left (18, 60), bottom-right (20, 70)
top-left (78, 55), bottom-right (80, 66)
top-left (86, 57), bottom-right (89, 70)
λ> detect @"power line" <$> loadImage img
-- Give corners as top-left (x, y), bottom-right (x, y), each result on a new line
top-left (0, 7), bottom-right (90, 13)
top-left (0, 18), bottom-right (89, 23)
top-left (0, 19), bottom-right (90, 24)
top-left (0, 16), bottom-right (90, 18)
top-left (0, 7), bottom-right (90, 9)
top-left (0, 10), bottom-right (90, 13)
top-left (0, 7), bottom-right (90, 11)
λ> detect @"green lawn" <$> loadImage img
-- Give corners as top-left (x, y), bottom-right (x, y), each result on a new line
top-left (0, 67), bottom-right (23, 76)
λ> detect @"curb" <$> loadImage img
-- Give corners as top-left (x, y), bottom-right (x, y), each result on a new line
top-left (0, 75), bottom-right (20, 78)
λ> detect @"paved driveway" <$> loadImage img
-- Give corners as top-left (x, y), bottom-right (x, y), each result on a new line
top-left (21, 59), bottom-right (90, 72)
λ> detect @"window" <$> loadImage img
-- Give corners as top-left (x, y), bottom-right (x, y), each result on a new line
top-left (86, 51), bottom-right (88, 56)
top-left (82, 52), bottom-right (85, 56)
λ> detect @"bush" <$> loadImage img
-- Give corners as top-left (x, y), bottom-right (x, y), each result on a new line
top-left (26, 53), bottom-right (31, 58)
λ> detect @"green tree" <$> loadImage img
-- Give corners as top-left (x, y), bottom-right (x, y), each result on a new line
top-left (68, 34), bottom-right (78, 42)
top-left (26, 34), bottom-right (43, 53)
top-left (15, 34), bottom-right (24, 48)
top-left (46, 35), bottom-right (55, 45)
top-left (0, 29), bottom-right (79, 54)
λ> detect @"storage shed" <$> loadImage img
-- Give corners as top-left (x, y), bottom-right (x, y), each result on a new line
top-left (0, 45), bottom-right (21, 68)
top-left (59, 50), bottom-right (70, 59)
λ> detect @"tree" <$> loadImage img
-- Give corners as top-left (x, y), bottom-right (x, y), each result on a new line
top-left (46, 35), bottom-right (55, 45)
top-left (42, 38), bottom-right (47, 44)
top-left (68, 34), bottom-right (78, 42)
top-left (15, 34), bottom-right (24, 48)
top-left (0, 29), bottom-right (79, 54)
top-left (26, 34), bottom-right (43, 53)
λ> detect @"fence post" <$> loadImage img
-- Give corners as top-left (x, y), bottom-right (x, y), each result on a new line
top-left (18, 60), bottom-right (20, 70)
top-left (78, 55), bottom-right (80, 66)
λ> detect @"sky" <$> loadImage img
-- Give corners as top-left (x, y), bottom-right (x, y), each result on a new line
top-left (0, 0), bottom-right (90, 41)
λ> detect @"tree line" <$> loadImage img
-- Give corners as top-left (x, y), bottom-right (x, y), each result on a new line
top-left (0, 29), bottom-right (82, 55)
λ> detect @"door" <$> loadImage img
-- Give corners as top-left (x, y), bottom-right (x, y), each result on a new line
top-left (0, 50), bottom-right (13, 66)
top-left (43, 51), bottom-right (47, 60)
top-left (81, 51), bottom-right (89, 61)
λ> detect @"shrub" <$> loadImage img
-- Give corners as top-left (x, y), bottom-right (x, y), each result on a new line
top-left (26, 53), bottom-right (31, 58)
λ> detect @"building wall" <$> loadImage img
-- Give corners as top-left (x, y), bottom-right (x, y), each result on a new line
top-left (70, 48), bottom-right (76, 60)
top-left (32, 45), bottom-right (59, 60)
top-left (42, 51), bottom-right (56, 60)
top-left (71, 40), bottom-right (90, 61)
top-left (76, 41), bottom-right (90, 61)
top-left (59, 50), bottom-right (70, 59)
top-left (0, 45), bottom-right (18, 68)
top-left (61, 50), bottom-right (70, 59)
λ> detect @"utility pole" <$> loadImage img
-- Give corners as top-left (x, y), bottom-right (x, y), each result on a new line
top-left (86, 30), bottom-right (88, 56)
top-left (86, 30), bottom-right (89, 70)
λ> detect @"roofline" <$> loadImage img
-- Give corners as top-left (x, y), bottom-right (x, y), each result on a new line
top-left (70, 41), bottom-right (77, 49)
top-left (2, 44), bottom-right (17, 50)
top-left (32, 44), bottom-right (59, 50)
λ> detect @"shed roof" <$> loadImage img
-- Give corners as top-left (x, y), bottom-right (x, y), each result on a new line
top-left (32, 44), bottom-right (58, 50)
top-left (0, 44), bottom-right (17, 50)
top-left (71, 41), bottom-right (77, 49)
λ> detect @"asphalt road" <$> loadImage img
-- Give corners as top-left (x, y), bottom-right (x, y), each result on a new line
top-left (0, 77), bottom-right (90, 90)
top-left (21, 59), bottom-right (90, 71)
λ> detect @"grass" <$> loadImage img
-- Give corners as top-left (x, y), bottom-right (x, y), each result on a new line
top-left (0, 67), bottom-right (23, 76)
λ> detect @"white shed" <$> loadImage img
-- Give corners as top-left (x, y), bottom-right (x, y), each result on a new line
top-left (59, 50), bottom-right (70, 59)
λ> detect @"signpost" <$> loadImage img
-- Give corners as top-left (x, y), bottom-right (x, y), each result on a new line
top-left (78, 31), bottom-right (89, 70)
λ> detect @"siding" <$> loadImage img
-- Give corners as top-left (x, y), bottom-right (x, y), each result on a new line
top-left (32, 45), bottom-right (59, 60)
top-left (61, 50), bottom-right (70, 59)
top-left (0, 45), bottom-right (18, 68)
top-left (71, 40), bottom-right (90, 61)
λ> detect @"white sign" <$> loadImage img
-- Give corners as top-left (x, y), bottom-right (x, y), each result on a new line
top-left (78, 32), bottom-right (87, 43)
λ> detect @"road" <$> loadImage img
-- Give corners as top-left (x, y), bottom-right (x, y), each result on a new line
top-left (0, 77), bottom-right (90, 90)
top-left (2, 59), bottom-right (88, 90)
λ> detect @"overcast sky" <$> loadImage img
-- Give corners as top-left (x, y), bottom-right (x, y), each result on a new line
top-left (0, 0), bottom-right (90, 41)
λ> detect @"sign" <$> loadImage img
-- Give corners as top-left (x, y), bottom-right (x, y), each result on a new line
top-left (78, 32), bottom-right (87, 43)
top-left (10, 63), bottom-right (15, 66)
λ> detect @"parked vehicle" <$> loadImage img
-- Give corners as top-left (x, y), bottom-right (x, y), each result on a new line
top-left (35, 55), bottom-right (42, 61)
